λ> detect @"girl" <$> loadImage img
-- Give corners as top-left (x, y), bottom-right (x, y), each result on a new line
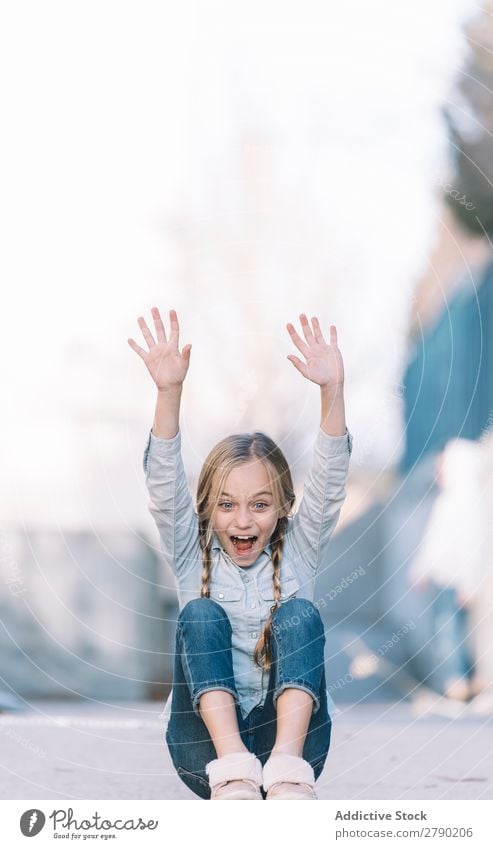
top-left (129, 308), bottom-right (353, 800)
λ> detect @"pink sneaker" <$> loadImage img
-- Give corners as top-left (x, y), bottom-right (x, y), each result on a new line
top-left (263, 754), bottom-right (317, 800)
top-left (206, 752), bottom-right (263, 800)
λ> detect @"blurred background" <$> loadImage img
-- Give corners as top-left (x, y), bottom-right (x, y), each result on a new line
top-left (1, 0), bottom-right (493, 720)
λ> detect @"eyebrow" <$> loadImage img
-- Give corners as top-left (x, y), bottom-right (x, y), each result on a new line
top-left (219, 491), bottom-right (273, 499)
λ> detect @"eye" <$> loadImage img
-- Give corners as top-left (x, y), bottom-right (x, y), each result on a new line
top-left (218, 501), bottom-right (233, 510)
top-left (255, 502), bottom-right (268, 509)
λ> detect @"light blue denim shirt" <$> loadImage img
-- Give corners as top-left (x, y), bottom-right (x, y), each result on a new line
top-left (143, 425), bottom-right (353, 720)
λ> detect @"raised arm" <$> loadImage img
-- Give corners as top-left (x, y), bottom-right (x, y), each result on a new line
top-left (129, 308), bottom-right (199, 577)
top-left (286, 315), bottom-right (352, 572)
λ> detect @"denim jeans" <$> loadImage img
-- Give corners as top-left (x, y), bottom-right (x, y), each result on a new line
top-left (165, 596), bottom-right (331, 800)
top-left (429, 585), bottom-right (475, 693)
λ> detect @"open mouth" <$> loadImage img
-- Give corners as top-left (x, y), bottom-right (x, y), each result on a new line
top-left (230, 535), bottom-right (258, 555)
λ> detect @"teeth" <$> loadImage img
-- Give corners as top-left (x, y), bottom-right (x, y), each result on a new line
top-left (232, 535), bottom-right (256, 540)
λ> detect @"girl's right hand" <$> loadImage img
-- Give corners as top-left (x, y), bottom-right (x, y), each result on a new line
top-left (128, 307), bottom-right (192, 390)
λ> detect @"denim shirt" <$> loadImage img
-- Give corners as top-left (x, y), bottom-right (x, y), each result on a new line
top-left (143, 425), bottom-right (353, 720)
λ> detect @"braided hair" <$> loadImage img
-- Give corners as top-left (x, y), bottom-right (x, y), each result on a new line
top-left (252, 514), bottom-right (288, 669)
top-left (196, 432), bottom-right (295, 670)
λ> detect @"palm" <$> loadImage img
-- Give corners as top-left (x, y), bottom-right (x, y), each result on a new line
top-left (286, 314), bottom-right (344, 388)
top-left (145, 341), bottom-right (189, 387)
top-left (128, 308), bottom-right (192, 390)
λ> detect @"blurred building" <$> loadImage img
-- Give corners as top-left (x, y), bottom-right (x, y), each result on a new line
top-left (0, 529), bottom-right (175, 704)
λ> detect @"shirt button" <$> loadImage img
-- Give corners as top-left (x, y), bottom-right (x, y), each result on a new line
top-left (250, 602), bottom-right (256, 609)
top-left (244, 577), bottom-right (250, 583)
top-left (218, 592), bottom-right (224, 599)
top-left (251, 631), bottom-right (257, 639)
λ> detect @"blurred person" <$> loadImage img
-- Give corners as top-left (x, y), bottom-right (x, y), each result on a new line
top-left (129, 308), bottom-right (353, 800)
top-left (409, 438), bottom-right (489, 701)
top-left (468, 427), bottom-right (493, 711)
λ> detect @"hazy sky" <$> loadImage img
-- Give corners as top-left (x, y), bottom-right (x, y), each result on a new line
top-left (0, 0), bottom-right (476, 528)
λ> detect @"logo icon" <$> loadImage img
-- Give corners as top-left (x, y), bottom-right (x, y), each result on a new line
top-left (20, 809), bottom-right (46, 837)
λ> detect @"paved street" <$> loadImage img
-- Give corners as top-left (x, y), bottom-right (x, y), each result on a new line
top-left (1, 694), bottom-right (492, 800)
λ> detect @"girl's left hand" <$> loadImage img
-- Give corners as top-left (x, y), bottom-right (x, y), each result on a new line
top-left (286, 314), bottom-right (344, 389)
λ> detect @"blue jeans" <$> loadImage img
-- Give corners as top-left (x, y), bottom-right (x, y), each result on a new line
top-left (429, 585), bottom-right (475, 692)
top-left (165, 596), bottom-right (331, 799)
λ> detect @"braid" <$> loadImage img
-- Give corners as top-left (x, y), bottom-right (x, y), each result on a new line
top-left (253, 516), bottom-right (287, 670)
top-left (199, 520), bottom-right (213, 598)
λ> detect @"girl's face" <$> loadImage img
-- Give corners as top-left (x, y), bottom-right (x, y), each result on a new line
top-left (211, 459), bottom-right (286, 568)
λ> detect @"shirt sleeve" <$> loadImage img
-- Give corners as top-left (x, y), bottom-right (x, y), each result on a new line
top-left (289, 427), bottom-right (353, 574)
top-left (143, 428), bottom-right (200, 578)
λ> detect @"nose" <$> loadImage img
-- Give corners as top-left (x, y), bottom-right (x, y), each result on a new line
top-left (236, 505), bottom-right (254, 529)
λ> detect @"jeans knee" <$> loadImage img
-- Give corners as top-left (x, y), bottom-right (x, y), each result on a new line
top-left (178, 597), bottom-right (230, 627)
top-left (272, 597), bottom-right (324, 639)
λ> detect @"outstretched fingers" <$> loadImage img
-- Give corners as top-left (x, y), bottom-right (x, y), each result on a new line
top-left (168, 308), bottom-right (180, 347)
top-left (287, 354), bottom-right (309, 378)
top-left (127, 337), bottom-right (147, 359)
top-left (311, 316), bottom-right (324, 344)
top-left (286, 321), bottom-right (310, 357)
top-left (137, 316), bottom-right (156, 350)
top-left (130, 307), bottom-right (183, 356)
top-left (299, 313), bottom-right (315, 344)
top-left (151, 306), bottom-right (167, 344)
top-left (330, 324), bottom-right (338, 346)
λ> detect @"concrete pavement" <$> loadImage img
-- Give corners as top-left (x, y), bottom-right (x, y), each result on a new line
top-left (1, 696), bottom-right (492, 800)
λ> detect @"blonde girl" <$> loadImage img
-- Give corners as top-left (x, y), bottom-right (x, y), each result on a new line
top-left (129, 308), bottom-right (353, 800)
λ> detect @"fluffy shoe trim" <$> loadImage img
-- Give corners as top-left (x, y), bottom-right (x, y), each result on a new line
top-left (262, 754), bottom-right (315, 792)
top-left (206, 752), bottom-right (263, 788)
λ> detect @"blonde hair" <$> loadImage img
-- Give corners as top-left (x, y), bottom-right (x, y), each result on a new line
top-left (196, 432), bottom-right (296, 670)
